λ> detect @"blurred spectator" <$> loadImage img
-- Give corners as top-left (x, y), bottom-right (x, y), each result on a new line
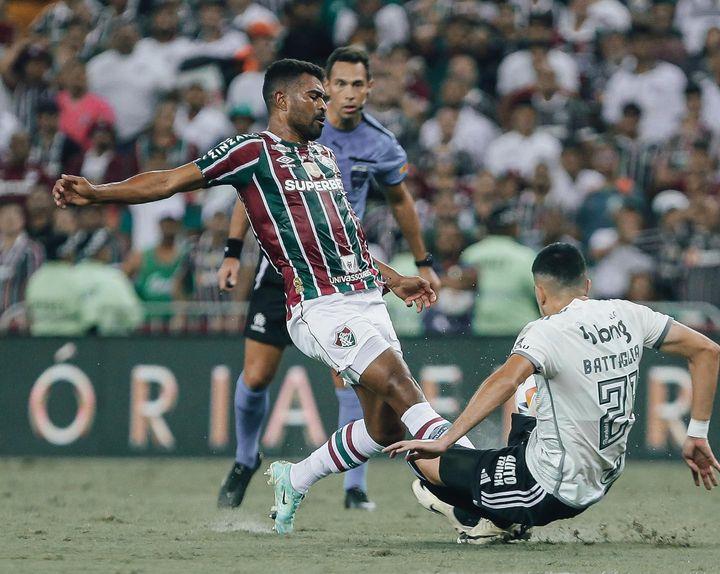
top-left (589, 205), bottom-right (655, 299)
top-left (516, 162), bottom-right (555, 249)
top-left (699, 50), bottom-right (720, 137)
top-left (609, 102), bottom-right (661, 196)
top-left (124, 215), bottom-right (186, 320)
top-left (648, 0), bottom-right (686, 66)
top-left (557, 0), bottom-right (631, 46)
top-left (226, 22), bottom-right (278, 122)
top-left (193, 0), bottom-right (248, 59)
top-left (497, 13), bottom-right (580, 97)
top-left (0, 107), bottom-right (19, 156)
top-left (422, 219), bottom-right (474, 335)
top-left (652, 189), bottom-right (691, 299)
top-left (576, 141), bottom-right (642, 243)
top-left (0, 40), bottom-right (54, 133)
top-left (278, 0), bottom-right (333, 66)
top-left (65, 119), bottom-right (133, 184)
top-left (674, 0), bottom-right (720, 55)
top-left (84, 0), bottom-right (136, 59)
top-left (419, 103), bottom-right (498, 170)
top-left (229, 0), bottom-right (279, 32)
top-left (29, 99), bottom-right (81, 180)
top-left (485, 99), bottom-right (562, 179)
top-left (53, 17), bottom-right (91, 68)
top-left (57, 58), bottom-right (115, 150)
top-left (31, 0), bottom-right (99, 46)
top-left (460, 203), bottom-right (539, 336)
top-left (87, 22), bottom-right (174, 144)
top-left (602, 23), bottom-right (687, 143)
top-left (25, 260), bottom-right (85, 335)
top-left (25, 186), bottom-right (68, 260)
top-left (655, 96), bottom-right (714, 194)
top-left (0, 131), bottom-right (50, 205)
top-left (134, 0), bottom-right (194, 76)
top-left (334, 0), bottom-right (409, 52)
top-left (0, 202), bottom-right (44, 316)
top-left (177, 210), bottom-right (231, 331)
top-left (531, 64), bottom-right (592, 141)
top-left (0, 0), bottom-right (16, 51)
top-left (175, 81), bottom-right (233, 152)
top-left (549, 141), bottom-right (605, 215)
top-left (58, 204), bottom-right (123, 264)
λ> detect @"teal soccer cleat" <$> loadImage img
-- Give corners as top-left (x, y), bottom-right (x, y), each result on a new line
top-left (266, 461), bottom-right (305, 534)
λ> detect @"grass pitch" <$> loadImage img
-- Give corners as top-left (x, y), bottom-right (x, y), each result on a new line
top-left (0, 458), bottom-right (718, 573)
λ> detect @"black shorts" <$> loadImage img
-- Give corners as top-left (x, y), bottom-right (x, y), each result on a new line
top-left (435, 414), bottom-right (584, 528)
top-left (243, 260), bottom-right (292, 348)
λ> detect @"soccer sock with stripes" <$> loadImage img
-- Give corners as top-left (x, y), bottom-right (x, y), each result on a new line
top-left (289, 419), bottom-right (382, 494)
top-left (400, 402), bottom-right (474, 448)
top-left (233, 373), bottom-right (269, 468)
top-left (335, 387), bottom-right (368, 492)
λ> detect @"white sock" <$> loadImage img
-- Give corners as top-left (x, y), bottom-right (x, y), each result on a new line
top-left (289, 419), bottom-right (383, 493)
top-left (401, 402), bottom-right (474, 448)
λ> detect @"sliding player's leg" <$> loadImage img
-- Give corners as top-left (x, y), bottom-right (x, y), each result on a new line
top-left (331, 371), bottom-right (376, 510)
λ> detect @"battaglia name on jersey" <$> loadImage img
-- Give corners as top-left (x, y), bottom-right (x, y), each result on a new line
top-left (582, 344), bottom-right (641, 374)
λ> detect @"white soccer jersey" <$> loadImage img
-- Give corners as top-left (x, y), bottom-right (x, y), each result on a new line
top-left (511, 298), bottom-right (672, 508)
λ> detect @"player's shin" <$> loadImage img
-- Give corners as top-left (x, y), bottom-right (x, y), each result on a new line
top-left (234, 373), bottom-right (270, 467)
top-left (289, 419), bottom-right (383, 493)
top-left (400, 402), bottom-right (474, 448)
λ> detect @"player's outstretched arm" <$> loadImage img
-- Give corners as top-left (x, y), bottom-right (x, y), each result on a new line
top-left (52, 163), bottom-right (205, 208)
top-left (374, 258), bottom-right (436, 313)
top-left (217, 200), bottom-right (251, 292)
top-left (384, 354), bottom-right (534, 460)
top-left (660, 322), bottom-right (720, 490)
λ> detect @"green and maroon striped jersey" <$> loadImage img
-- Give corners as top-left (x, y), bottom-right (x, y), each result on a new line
top-left (193, 131), bottom-right (381, 309)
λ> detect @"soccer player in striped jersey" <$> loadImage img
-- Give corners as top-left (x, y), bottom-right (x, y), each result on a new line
top-left (215, 46), bottom-right (439, 513)
top-left (52, 58), bottom-right (472, 535)
top-left (385, 243), bottom-right (720, 544)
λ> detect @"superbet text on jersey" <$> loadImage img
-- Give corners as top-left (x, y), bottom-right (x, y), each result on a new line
top-left (194, 131), bottom-right (381, 309)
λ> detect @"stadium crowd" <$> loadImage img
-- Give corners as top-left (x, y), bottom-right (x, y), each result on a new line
top-left (2, 0), bottom-right (720, 336)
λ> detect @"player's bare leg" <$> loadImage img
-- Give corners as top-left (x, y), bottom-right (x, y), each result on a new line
top-left (218, 339), bottom-right (285, 508)
top-left (332, 371), bottom-right (376, 510)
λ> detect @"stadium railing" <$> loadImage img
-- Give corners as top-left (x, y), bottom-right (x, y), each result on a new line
top-left (2, 300), bottom-right (719, 336)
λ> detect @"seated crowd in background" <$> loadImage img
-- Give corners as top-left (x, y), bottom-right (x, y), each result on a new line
top-left (2, 0), bottom-right (720, 336)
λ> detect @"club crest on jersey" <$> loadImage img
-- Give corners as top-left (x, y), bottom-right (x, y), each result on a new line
top-left (293, 276), bottom-right (304, 294)
top-left (334, 326), bottom-right (356, 348)
top-left (272, 143), bottom-right (293, 154)
top-left (315, 154), bottom-right (337, 172)
top-left (340, 254), bottom-right (360, 274)
top-left (302, 161), bottom-right (323, 179)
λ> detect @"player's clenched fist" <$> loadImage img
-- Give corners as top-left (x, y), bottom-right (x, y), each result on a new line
top-left (217, 258), bottom-right (240, 291)
top-left (52, 174), bottom-right (96, 208)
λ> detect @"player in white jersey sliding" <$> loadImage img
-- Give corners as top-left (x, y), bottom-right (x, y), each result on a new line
top-left (385, 242), bottom-right (720, 544)
top-left (51, 58), bottom-right (473, 535)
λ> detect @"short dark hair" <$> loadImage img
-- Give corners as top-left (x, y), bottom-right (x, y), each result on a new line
top-left (326, 46), bottom-right (371, 80)
top-left (532, 242), bottom-right (587, 288)
top-left (262, 59), bottom-right (325, 109)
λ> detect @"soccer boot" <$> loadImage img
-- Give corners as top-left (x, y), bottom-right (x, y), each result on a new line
top-left (457, 521), bottom-right (533, 545)
top-left (265, 461), bottom-right (305, 534)
top-left (411, 479), bottom-right (479, 534)
top-left (217, 454), bottom-right (262, 509)
top-left (344, 487), bottom-right (377, 511)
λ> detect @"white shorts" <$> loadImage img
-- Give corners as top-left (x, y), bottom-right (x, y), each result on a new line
top-left (287, 288), bottom-right (402, 385)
